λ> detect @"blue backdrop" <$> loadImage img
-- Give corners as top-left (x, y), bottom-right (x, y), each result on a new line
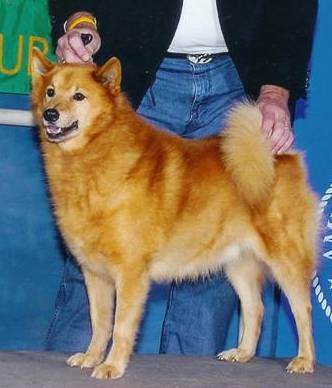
top-left (0, 0), bottom-right (331, 365)
top-left (274, 0), bottom-right (332, 365)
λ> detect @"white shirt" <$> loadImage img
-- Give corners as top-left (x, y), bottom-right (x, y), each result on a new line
top-left (168, 0), bottom-right (228, 54)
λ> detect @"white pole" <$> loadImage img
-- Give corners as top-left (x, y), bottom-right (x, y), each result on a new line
top-left (0, 109), bottom-right (35, 127)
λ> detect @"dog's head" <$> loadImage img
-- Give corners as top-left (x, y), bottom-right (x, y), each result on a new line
top-left (31, 48), bottom-right (122, 150)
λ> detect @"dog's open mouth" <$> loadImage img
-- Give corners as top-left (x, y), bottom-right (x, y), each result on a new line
top-left (45, 121), bottom-right (79, 142)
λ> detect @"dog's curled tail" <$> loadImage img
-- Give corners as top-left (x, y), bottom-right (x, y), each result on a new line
top-left (221, 102), bottom-right (275, 208)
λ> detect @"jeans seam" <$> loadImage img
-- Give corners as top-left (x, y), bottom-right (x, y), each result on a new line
top-left (159, 282), bottom-right (175, 353)
top-left (44, 263), bottom-right (68, 349)
top-left (188, 62), bottom-right (197, 125)
top-left (149, 86), bottom-right (156, 106)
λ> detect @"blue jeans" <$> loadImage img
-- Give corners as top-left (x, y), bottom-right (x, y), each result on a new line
top-left (45, 54), bottom-right (246, 355)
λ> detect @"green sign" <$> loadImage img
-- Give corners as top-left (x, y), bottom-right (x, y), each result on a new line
top-left (0, 0), bottom-right (56, 94)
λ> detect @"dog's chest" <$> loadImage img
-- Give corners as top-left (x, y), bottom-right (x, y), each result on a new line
top-left (65, 236), bottom-right (116, 279)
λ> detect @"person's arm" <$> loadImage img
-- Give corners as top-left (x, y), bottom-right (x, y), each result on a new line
top-left (255, 0), bottom-right (318, 100)
top-left (254, 0), bottom-right (318, 153)
top-left (48, 1), bottom-right (101, 63)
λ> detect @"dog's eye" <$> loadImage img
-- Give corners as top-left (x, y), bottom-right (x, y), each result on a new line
top-left (46, 88), bottom-right (55, 97)
top-left (73, 92), bottom-right (86, 101)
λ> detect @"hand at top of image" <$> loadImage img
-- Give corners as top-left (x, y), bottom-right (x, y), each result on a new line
top-left (56, 12), bottom-right (101, 64)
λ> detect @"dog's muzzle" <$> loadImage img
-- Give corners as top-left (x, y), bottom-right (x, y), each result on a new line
top-left (43, 108), bottom-right (79, 142)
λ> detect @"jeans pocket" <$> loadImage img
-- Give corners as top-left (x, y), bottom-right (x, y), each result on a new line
top-left (141, 85), bottom-right (156, 109)
top-left (225, 59), bottom-right (244, 92)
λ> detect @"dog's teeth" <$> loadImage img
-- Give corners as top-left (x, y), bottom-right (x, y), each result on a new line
top-left (47, 125), bottom-right (62, 134)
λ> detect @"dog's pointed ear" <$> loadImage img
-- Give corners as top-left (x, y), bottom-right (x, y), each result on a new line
top-left (95, 57), bottom-right (122, 95)
top-left (31, 47), bottom-right (53, 86)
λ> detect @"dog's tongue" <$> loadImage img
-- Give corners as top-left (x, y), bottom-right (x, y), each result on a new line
top-left (46, 125), bottom-right (62, 134)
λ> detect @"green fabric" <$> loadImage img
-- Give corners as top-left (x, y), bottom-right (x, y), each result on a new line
top-left (0, 0), bottom-right (55, 94)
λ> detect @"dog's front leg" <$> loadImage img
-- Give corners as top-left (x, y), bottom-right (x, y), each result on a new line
top-left (67, 267), bottom-right (115, 369)
top-left (91, 268), bottom-right (150, 379)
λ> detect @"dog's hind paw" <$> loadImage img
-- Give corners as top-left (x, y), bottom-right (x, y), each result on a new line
top-left (286, 357), bottom-right (314, 374)
top-left (217, 348), bottom-right (253, 363)
top-left (66, 352), bottom-right (104, 369)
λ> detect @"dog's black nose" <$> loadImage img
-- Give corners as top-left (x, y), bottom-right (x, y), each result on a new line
top-left (43, 108), bottom-right (59, 123)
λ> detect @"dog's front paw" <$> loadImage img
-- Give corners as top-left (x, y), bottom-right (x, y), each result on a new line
top-left (286, 357), bottom-right (314, 374)
top-left (217, 348), bottom-right (253, 363)
top-left (66, 352), bottom-right (104, 369)
top-left (91, 362), bottom-right (124, 380)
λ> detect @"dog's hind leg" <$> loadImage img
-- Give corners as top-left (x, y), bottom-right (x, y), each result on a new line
top-left (267, 255), bottom-right (315, 374)
top-left (67, 267), bottom-right (115, 369)
top-left (217, 253), bottom-right (264, 363)
top-left (91, 267), bottom-right (150, 379)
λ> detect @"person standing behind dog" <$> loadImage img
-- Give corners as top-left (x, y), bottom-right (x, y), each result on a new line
top-left (46, 0), bottom-right (318, 356)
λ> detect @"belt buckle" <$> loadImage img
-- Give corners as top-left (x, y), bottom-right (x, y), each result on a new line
top-left (187, 53), bottom-right (213, 64)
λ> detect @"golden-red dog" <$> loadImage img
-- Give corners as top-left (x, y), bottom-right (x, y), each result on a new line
top-left (31, 48), bottom-right (319, 379)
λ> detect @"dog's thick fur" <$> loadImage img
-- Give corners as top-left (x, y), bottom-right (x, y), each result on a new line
top-left (31, 49), bottom-right (319, 380)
